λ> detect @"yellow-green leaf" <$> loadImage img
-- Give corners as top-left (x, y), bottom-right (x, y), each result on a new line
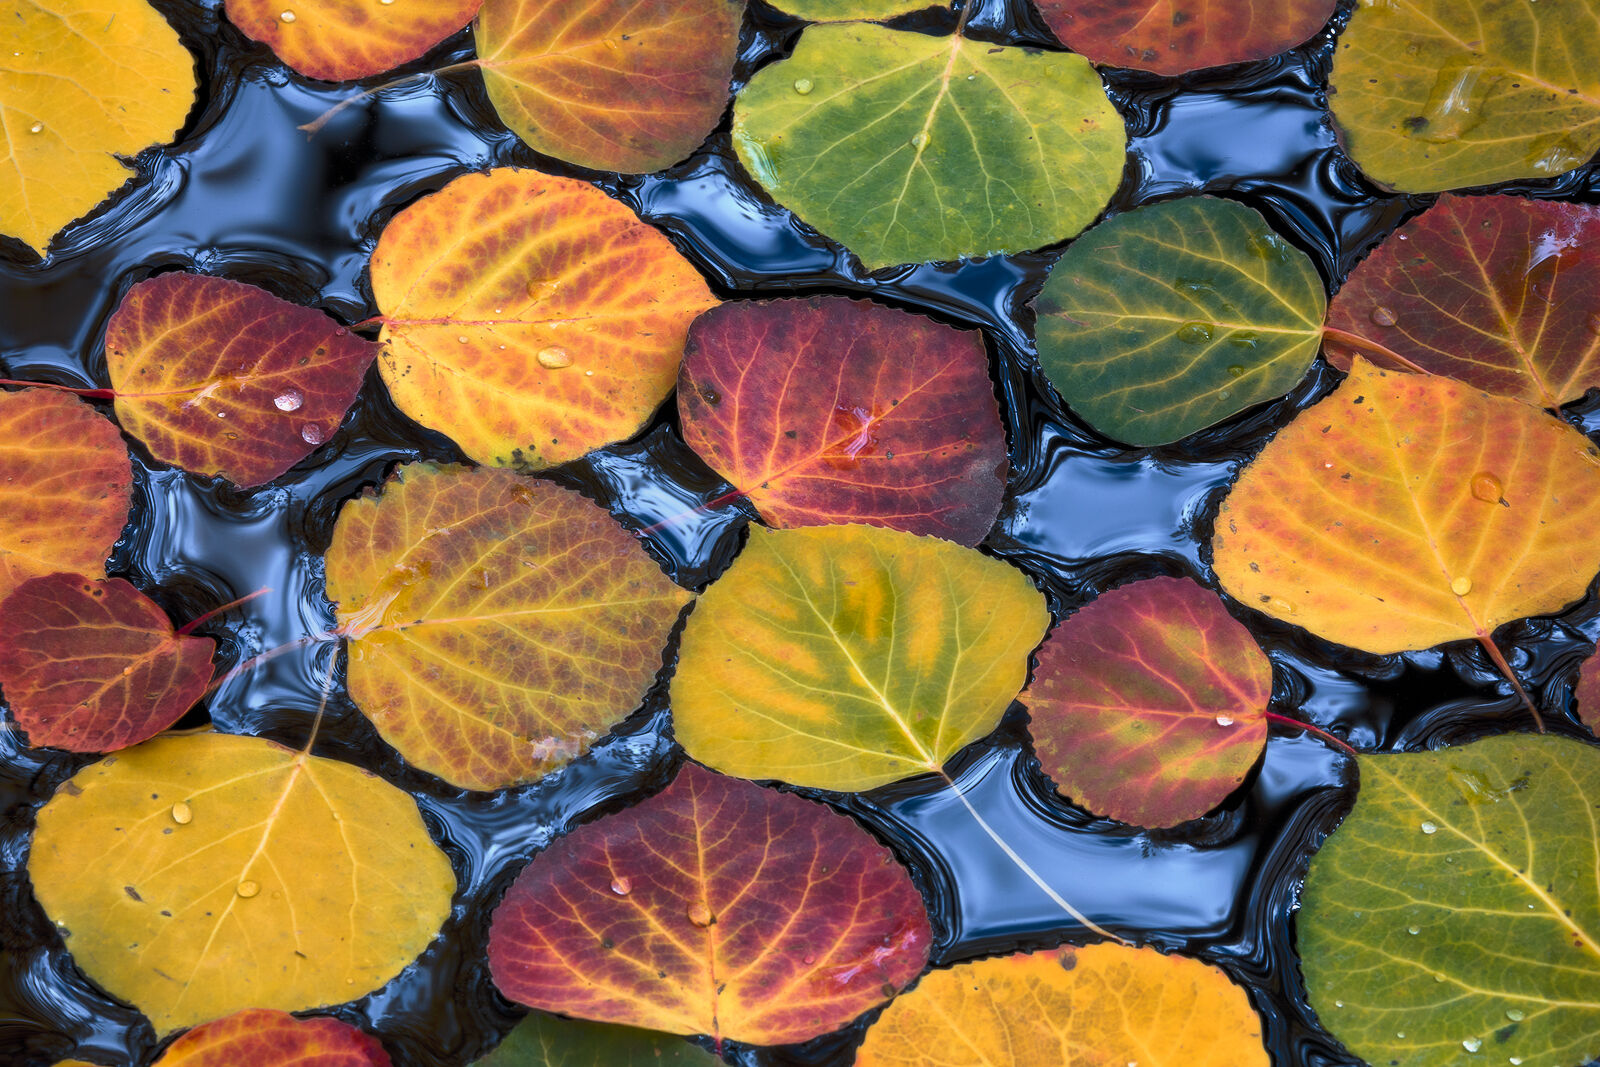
top-left (771, 0), bottom-right (934, 20)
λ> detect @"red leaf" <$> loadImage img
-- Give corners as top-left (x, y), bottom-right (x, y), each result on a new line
top-left (487, 763), bottom-right (931, 1046)
top-left (1037, 0), bottom-right (1336, 76)
top-left (678, 297), bottom-right (1007, 545)
top-left (152, 1008), bottom-right (391, 1066)
top-left (1578, 648), bottom-right (1600, 731)
top-left (225, 0), bottom-right (482, 82)
top-left (0, 575), bottom-right (214, 752)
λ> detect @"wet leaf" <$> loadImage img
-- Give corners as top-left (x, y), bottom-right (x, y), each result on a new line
top-left (672, 524), bottom-right (1049, 791)
top-left (1036, 0), bottom-right (1336, 76)
top-left (27, 732), bottom-right (454, 1033)
top-left (1027, 577), bottom-right (1271, 828)
top-left (472, 1013), bottom-right (720, 1066)
top-left (1034, 196), bottom-right (1325, 447)
top-left (1579, 649), bottom-right (1600, 730)
top-left (1326, 195), bottom-right (1600, 409)
top-left (1328, 0), bottom-right (1600, 192)
top-left (487, 763), bottom-right (930, 1046)
top-left (1, 0), bottom-right (195, 256)
top-left (731, 23), bottom-right (1125, 269)
top-left (475, 0), bottom-right (743, 173)
top-left (151, 1008), bottom-right (391, 1066)
top-left (370, 169), bottom-right (718, 470)
top-left (1299, 733), bottom-right (1600, 1067)
top-left (0, 575), bottom-right (213, 753)
top-left (677, 296), bottom-right (1007, 545)
top-left (0, 390), bottom-right (131, 600)
top-left (856, 943), bottom-right (1269, 1067)
top-left (770, 0), bottom-right (934, 19)
top-left (1212, 359), bottom-right (1600, 654)
top-left (102, 273), bottom-right (378, 487)
top-left (226, 0), bottom-right (481, 82)
top-left (326, 463), bottom-right (690, 791)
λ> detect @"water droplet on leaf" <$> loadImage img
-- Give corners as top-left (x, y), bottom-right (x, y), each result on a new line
top-left (610, 877), bottom-right (631, 896)
top-left (1506, 1008), bottom-right (1525, 1021)
top-left (1215, 715), bottom-right (1234, 726)
top-left (793, 78), bottom-right (813, 94)
top-left (1176, 321), bottom-right (1214, 344)
top-left (1413, 57), bottom-right (1501, 143)
top-left (1369, 305), bottom-right (1398, 327)
top-left (170, 802), bottom-right (192, 825)
top-left (280, 9), bottom-right (296, 21)
top-left (299, 423), bottom-right (326, 446)
top-left (273, 389), bottom-right (304, 412)
top-left (1451, 576), bottom-right (1472, 596)
top-left (1462, 1036), bottom-right (1482, 1052)
top-left (910, 131), bottom-right (929, 149)
top-left (687, 902), bottom-right (713, 927)
top-left (29, 122), bottom-right (43, 134)
top-left (1407, 925), bottom-right (1420, 935)
top-left (1420, 820), bottom-right (1438, 834)
top-left (1470, 472), bottom-right (1503, 503)
top-left (537, 347), bottom-right (572, 369)
top-left (236, 880), bottom-right (260, 898)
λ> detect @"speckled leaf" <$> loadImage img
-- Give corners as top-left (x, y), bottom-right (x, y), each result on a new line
top-left (152, 1009), bottom-right (392, 1066)
top-left (1027, 577), bottom-right (1271, 828)
top-left (472, 1013), bottom-right (720, 1066)
top-left (370, 169), bottom-right (718, 470)
top-left (487, 763), bottom-right (931, 1046)
top-left (475, 0), bottom-right (743, 173)
top-left (769, 0), bottom-right (933, 20)
top-left (27, 732), bottom-right (454, 1033)
top-left (102, 273), bottom-right (378, 487)
top-left (0, 575), bottom-right (213, 753)
top-left (677, 296), bottom-right (1006, 545)
top-left (226, 0), bottom-right (482, 81)
top-left (1300, 733), bottom-right (1600, 1067)
top-left (731, 23), bottom-right (1125, 269)
top-left (326, 463), bottom-right (690, 791)
top-left (1326, 195), bottom-right (1600, 409)
top-left (1213, 359), bottom-right (1600, 654)
top-left (672, 524), bottom-right (1050, 792)
top-left (856, 943), bottom-right (1269, 1067)
top-left (1037, 0), bottom-right (1335, 75)
top-left (1579, 649), bottom-right (1600, 729)
top-left (1, 0), bottom-right (195, 256)
top-left (1328, 0), bottom-right (1600, 192)
top-left (1034, 196), bottom-right (1325, 447)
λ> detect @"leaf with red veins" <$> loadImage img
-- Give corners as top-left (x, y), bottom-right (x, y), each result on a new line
top-left (152, 1008), bottom-right (391, 1066)
top-left (226, 0), bottom-right (482, 82)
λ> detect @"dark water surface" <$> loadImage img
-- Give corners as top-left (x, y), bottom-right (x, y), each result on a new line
top-left (3, 1), bottom-right (1599, 1065)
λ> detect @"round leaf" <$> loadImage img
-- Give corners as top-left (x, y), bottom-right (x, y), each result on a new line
top-left (369, 169), bottom-right (719, 470)
top-left (486, 763), bottom-right (931, 1046)
top-left (27, 732), bottom-right (455, 1033)
top-left (1036, 0), bottom-right (1336, 76)
top-left (225, 0), bottom-right (482, 81)
top-left (771, 0), bottom-right (933, 20)
top-left (677, 296), bottom-right (1007, 545)
top-left (671, 524), bottom-right (1051, 792)
top-left (731, 23), bottom-right (1125, 269)
top-left (1027, 576), bottom-right (1271, 828)
top-left (326, 463), bottom-right (690, 791)
top-left (472, 1013), bottom-right (720, 1066)
top-left (152, 1008), bottom-right (391, 1067)
top-left (1034, 196), bottom-right (1325, 447)
top-left (1212, 358), bottom-right (1600, 654)
top-left (1299, 733), bottom-right (1600, 1067)
top-left (1578, 649), bottom-right (1600, 730)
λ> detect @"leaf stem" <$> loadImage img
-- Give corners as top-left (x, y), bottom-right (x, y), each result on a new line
top-left (205, 632), bottom-right (339, 697)
top-left (953, 0), bottom-right (976, 36)
top-left (301, 645), bottom-right (340, 755)
top-left (1319, 326), bottom-right (1431, 375)
top-left (631, 487), bottom-right (748, 537)
top-left (1475, 635), bottom-right (1544, 732)
top-left (1262, 710), bottom-right (1357, 756)
top-left (299, 60), bottom-right (484, 137)
top-left (175, 587), bottom-right (272, 637)
top-left (0, 378), bottom-right (115, 400)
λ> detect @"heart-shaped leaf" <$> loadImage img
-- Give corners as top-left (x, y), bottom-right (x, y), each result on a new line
top-left (1035, 0), bottom-right (1336, 76)
top-left (225, 0), bottom-right (482, 81)
top-left (152, 1008), bottom-right (391, 1066)
top-left (472, 1013), bottom-right (720, 1066)
top-left (771, 0), bottom-right (933, 20)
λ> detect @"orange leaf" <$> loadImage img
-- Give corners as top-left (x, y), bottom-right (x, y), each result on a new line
top-left (370, 169), bottom-right (719, 470)
top-left (0, 575), bottom-right (213, 753)
top-left (1036, 0), bottom-right (1335, 76)
top-left (1212, 358), bottom-right (1600, 654)
top-left (152, 1008), bottom-right (391, 1066)
top-left (102, 273), bottom-right (378, 487)
top-left (1578, 648), bottom-right (1600, 731)
top-left (225, 0), bottom-right (482, 81)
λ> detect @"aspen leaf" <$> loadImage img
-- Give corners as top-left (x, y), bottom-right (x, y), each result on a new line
top-left (771, 0), bottom-right (932, 19)
top-left (369, 169), bottom-right (719, 470)
top-left (487, 763), bottom-right (931, 1046)
top-left (151, 1008), bottom-right (391, 1066)
top-left (27, 732), bottom-right (455, 1033)
top-left (225, 0), bottom-right (482, 81)
top-left (1579, 649), bottom-right (1600, 730)
top-left (472, 1013), bottom-right (720, 1066)
top-left (1035, 0), bottom-right (1336, 76)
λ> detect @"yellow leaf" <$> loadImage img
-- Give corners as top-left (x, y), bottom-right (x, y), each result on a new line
top-left (1, 0), bottom-right (195, 255)
top-left (27, 732), bottom-right (455, 1034)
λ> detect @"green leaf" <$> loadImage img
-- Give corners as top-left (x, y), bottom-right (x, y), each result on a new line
top-left (1033, 196), bottom-right (1324, 447)
top-left (731, 23), bottom-right (1125, 270)
top-left (770, 0), bottom-right (934, 20)
top-left (1298, 733), bottom-right (1600, 1067)
top-left (473, 1013), bottom-right (720, 1066)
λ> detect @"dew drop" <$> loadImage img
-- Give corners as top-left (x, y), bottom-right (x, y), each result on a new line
top-left (1420, 820), bottom-right (1438, 834)
top-left (1412, 57), bottom-right (1501, 143)
top-left (380, 0), bottom-right (394, 5)
top-left (170, 802), bottom-right (193, 825)
top-left (299, 423), bottom-right (326, 446)
top-left (1335, 1001), bottom-right (1344, 1008)
top-left (456, 334), bottom-right (469, 344)
top-left (1226, 364), bottom-right (1245, 378)
top-left (236, 880), bottom-right (261, 898)
top-left (280, 9), bottom-right (296, 21)
top-left (1462, 1037), bottom-right (1482, 1053)
top-left (1511, 1058), bottom-right (1524, 1065)
top-left (1451, 576), bottom-right (1472, 596)
top-left (910, 131), bottom-right (929, 149)
top-left (1470, 471), bottom-right (1504, 502)
top-left (1369, 305), bottom-right (1398, 327)
top-left (1215, 715), bottom-right (1234, 727)
top-left (802, 952), bottom-right (816, 964)
top-left (1506, 1008), bottom-right (1525, 1021)
top-left (29, 122), bottom-right (43, 134)
top-left (1588, 313), bottom-right (1600, 335)
top-left (1525, 131), bottom-right (1588, 175)
top-left (1176, 321), bottom-right (1215, 344)
top-left (273, 389), bottom-right (304, 412)
top-left (1407, 925), bottom-right (1420, 935)
top-left (610, 877), bottom-right (632, 896)
top-left (687, 902), bottom-right (713, 927)
top-left (793, 77), bottom-right (814, 94)
top-left (537, 346), bottom-right (573, 369)
top-left (1268, 596), bottom-right (1295, 616)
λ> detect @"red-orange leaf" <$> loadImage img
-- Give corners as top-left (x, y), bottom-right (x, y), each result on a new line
top-left (487, 762), bottom-right (931, 1046)
top-left (1578, 648), bottom-right (1600, 731)
top-left (677, 297), bottom-right (1007, 545)
top-left (226, 0), bottom-right (482, 82)
top-left (1037, 0), bottom-right (1336, 76)
top-left (152, 1008), bottom-right (391, 1066)
top-left (0, 575), bottom-right (213, 752)
top-left (1026, 577), bottom-right (1270, 827)
top-left (102, 273), bottom-right (379, 487)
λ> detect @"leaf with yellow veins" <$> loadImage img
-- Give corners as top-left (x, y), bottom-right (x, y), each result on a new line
top-left (369, 169), bottom-right (719, 470)
top-left (2, 0), bottom-right (196, 256)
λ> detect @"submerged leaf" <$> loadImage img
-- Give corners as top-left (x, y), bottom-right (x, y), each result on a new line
top-left (152, 1008), bottom-right (391, 1066)
top-left (677, 296), bottom-right (1007, 545)
top-left (27, 732), bottom-right (454, 1033)
top-left (1036, 0), bottom-right (1336, 76)
top-left (487, 763), bottom-right (931, 1046)
top-left (472, 1013), bottom-right (720, 1066)
top-left (771, 0), bottom-right (933, 19)
top-left (225, 0), bottom-right (481, 81)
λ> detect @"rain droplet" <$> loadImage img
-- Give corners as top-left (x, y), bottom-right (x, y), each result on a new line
top-left (1451, 576), bottom-right (1472, 596)
top-left (380, 0), bottom-right (394, 5)
top-left (1412, 57), bottom-right (1502, 143)
top-left (1420, 820), bottom-right (1438, 834)
top-left (687, 902), bottom-right (713, 927)
top-left (1226, 364), bottom-right (1245, 378)
top-left (170, 802), bottom-right (193, 825)
top-left (28, 122), bottom-right (43, 134)
top-left (273, 389), bottom-right (304, 412)
top-left (1369, 305), bottom-right (1398, 327)
top-left (792, 77), bottom-right (814, 94)
top-left (1335, 1001), bottom-right (1344, 1008)
top-left (280, 9), bottom-right (296, 21)
top-left (1470, 471), bottom-right (1504, 502)
top-left (456, 334), bottom-right (469, 344)
top-left (236, 880), bottom-right (261, 898)
top-left (1215, 715), bottom-right (1234, 727)
top-left (802, 952), bottom-right (816, 964)
top-left (1506, 1008), bottom-right (1525, 1021)
top-left (910, 131), bottom-right (929, 149)
top-left (537, 346), bottom-right (573, 369)
top-left (1525, 131), bottom-right (1589, 175)
top-left (1176, 321), bottom-right (1215, 344)
top-left (1462, 1037), bottom-right (1482, 1053)
top-left (1268, 596), bottom-right (1295, 616)
top-left (1407, 925), bottom-right (1420, 935)
top-left (1511, 1058), bottom-right (1524, 1065)
top-left (1588, 313), bottom-right (1600, 335)
top-left (299, 423), bottom-right (326, 446)
top-left (610, 877), bottom-right (632, 896)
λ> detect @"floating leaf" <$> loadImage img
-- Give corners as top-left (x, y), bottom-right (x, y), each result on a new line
top-left (731, 23), bottom-right (1125, 269)
top-left (27, 732), bottom-right (454, 1033)
top-left (472, 1013), bottom-right (720, 1066)
top-left (1299, 733), bottom-right (1600, 1067)
top-left (487, 763), bottom-right (930, 1046)
top-left (770, 0), bottom-right (934, 19)
top-left (102, 273), bottom-right (378, 487)
top-left (369, 169), bottom-right (719, 470)
top-left (151, 1008), bottom-right (391, 1066)
top-left (1026, 577), bottom-right (1270, 828)
top-left (1328, 0), bottom-right (1600, 192)
top-left (1579, 649), bottom-right (1600, 729)
top-left (225, 0), bottom-right (482, 81)
top-left (0, 575), bottom-right (213, 753)
top-left (1326, 195), bottom-right (1600, 409)
top-left (475, 0), bottom-right (743, 173)
top-left (326, 463), bottom-right (690, 791)
top-left (1, 0), bottom-right (195, 255)
top-left (1212, 358), bottom-right (1600, 654)
top-left (677, 296), bottom-right (1007, 545)
top-left (1034, 196), bottom-right (1325, 447)
top-left (1035, 0), bottom-right (1336, 76)
top-left (0, 390), bottom-right (131, 600)
top-left (856, 943), bottom-right (1269, 1067)
top-left (672, 524), bottom-right (1049, 791)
